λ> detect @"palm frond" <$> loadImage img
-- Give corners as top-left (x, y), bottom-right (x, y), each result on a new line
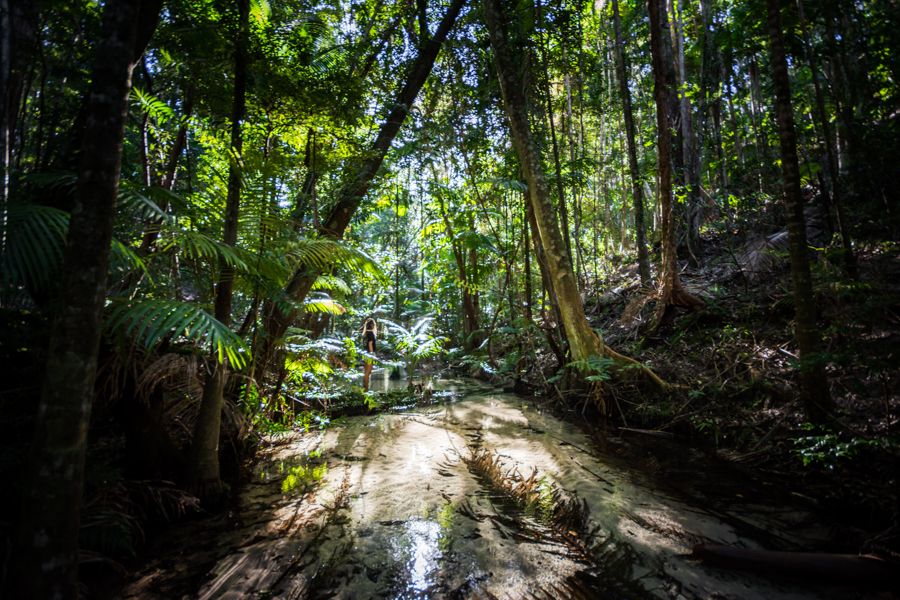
top-left (303, 294), bottom-right (346, 315)
top-left (109, 240), bottom-right (149, 280)
top-left (106, 299), bottom-right (249, 368)
top-left (1, 201), bottom-right (68, 289)
top-left (162, 228), bottom-right (249, 272)
top-left (311, 275), bottom-right (351, 295)
top-left (136, 353), bottom-right (203, 403)
top-left (284, 239), bottom-right (385, 280)
top-left (118, 186), bottom-right (171, 222)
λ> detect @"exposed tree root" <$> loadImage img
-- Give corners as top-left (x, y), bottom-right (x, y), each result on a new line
top-left (602, 345), bottom-right (671, 392)
top-left (652, 283), bottom-right (705, 331)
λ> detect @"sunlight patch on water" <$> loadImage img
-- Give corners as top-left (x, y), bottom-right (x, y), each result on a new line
top-left (388, 519), bottom-right (443, 595)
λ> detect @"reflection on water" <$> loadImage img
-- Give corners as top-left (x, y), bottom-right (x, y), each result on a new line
top-left (389, 519), bottom-right (443, 596)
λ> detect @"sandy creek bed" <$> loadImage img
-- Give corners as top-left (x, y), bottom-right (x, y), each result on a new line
top-left (122, 379), bottom-right (867, 599)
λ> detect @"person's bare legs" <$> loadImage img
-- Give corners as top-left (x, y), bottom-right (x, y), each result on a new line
top-left (363, 362), bottom-right (372, 391)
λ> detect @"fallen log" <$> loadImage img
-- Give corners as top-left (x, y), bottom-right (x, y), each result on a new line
top-left (691, 544), bottom-right (897, 588)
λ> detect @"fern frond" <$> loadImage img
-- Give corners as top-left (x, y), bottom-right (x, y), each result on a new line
top-left (250, 0), bottom-right (271, 24)
top-left (106, 299), bottom-right (249, 368)
top-left (131, 88), bottom-right (175, 124)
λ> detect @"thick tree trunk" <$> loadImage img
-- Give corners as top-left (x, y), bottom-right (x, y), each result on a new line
top-left (765, 0), bottom-right (833, 423)
top-left (649, 0), bottom-right (702, 328)
top-left (254, 0), bottom-right (465, 378)
top-left (14, 0), bottom-right (160, 597)
top-left (611, 0), bottom-right (651, 286)
top-left (190, 0), bottom-right (249, 497)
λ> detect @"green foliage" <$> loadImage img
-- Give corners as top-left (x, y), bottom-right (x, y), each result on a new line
top-left (794, 429), bottom-right (895, 469)
top-left (281, 462), bottom-right (328, 494)
top-left (382, 317), bottom-right (447, 383)
top-left (106, 299), bottom-right (249, 368)
top-left (568, 355), bottom-right (618, 383)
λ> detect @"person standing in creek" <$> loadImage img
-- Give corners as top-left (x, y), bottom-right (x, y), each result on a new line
top-left (361, 317), bottom-right (378, 391)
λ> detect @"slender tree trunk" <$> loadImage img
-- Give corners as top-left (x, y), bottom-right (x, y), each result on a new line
top-left (611, 0), bottom-right (651, 286)
top-left (796, 0), bottom-right (857, 279)
top-left (535, 1), bottom-right (574, 274)
top-left (190, 0), bottom-right (249, 498)
top-left (669, 0), bottom-right (701, 264)
top-left (748, 55), bottom-right (769, 193)
top-left (1, 0), bottom-right (38, 258)
top-left (649, 0), bottom-right (702, 328)
top-left (484, 0), bottom-right (666, 393)
top-left (14, 1), bottom-right (160, 596)
top-left (765, 0), bottom-right (833, 423)
top-left (255, 0), bottom-right (465, 379)
top-left (438, 192), bottom-right (481, 350)
top-left (0, 0), bottom-right (10, 258)
top-left (137, 90), bottom-right (193, 254)
top-left (523, 197), bottom-right (533, 321)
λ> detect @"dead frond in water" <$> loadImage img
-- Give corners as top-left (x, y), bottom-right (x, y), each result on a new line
top-left (464, 449), bottom-right (590, 543)
top-left (464, 448), bottom-right (647, 599)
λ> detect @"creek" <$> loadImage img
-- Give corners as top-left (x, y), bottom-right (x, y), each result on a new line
top-left (122, 378), bottom-right (864, 599)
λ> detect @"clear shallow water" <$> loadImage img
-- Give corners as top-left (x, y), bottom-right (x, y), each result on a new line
top-left (125, 380), bottom-right (863, 599)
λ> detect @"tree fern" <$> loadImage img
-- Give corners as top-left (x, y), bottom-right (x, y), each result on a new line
top-left (106, 299), bottom-right (249, 368)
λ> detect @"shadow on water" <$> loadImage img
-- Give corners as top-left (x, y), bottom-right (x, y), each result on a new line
top-left (122, 380), bottom-right (883, 599)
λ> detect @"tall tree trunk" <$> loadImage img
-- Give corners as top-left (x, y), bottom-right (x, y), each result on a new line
top-left (254, 0), bottom-right (465, 379)
top-left (438, 191), bottom-right (481, 350)
top-left (189, 0), bottom-right (249, 498)
top-left (535, 0), bottom-right (574, 274)
top-left (765, 0), bottom-right (833, 423)
top-left (670, 0), bottom-right (701, 263)
top-left (796, 0), bottom-right (857, 279)
top-left (649, 0), bottom-right (702, 328)
top-left (484, 0), bottom-right (666, 393)
top-left (747, 55), bottom-right (770, 193)
top-left (525, 196), bottom-right (567, 368)
top-left (137, 89), bottom-right (194, 254)
top-left (611, 0), bottom-right (651, 286)
top-left (14, 0), bottom-right (160, 596)
top-left (523, 196), bottom-right (533, 321)
top-left (1, 0), bottom-right (38, 258)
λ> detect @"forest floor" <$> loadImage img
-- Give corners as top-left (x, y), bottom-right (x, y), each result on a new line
top-left (568, 233), bottom-right (900, 563)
